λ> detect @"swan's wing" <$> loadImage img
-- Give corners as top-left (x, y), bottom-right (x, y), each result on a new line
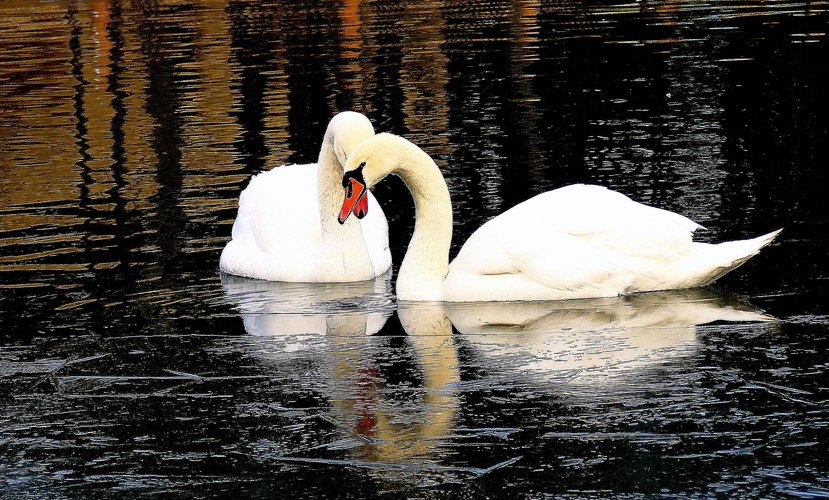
top-left (455, 222), bottom-right (618, 294)
top-left (502, 184), bottom-right (702, 261)
top-left (234, 164), bottom-right (322, 256)
top-left (449, 184), bottom-right (704, 297)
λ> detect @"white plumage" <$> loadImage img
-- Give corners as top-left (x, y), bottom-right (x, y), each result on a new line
top-left (444, 184), bottom-right (779, 301)
top-left (220, 112), bottom-right (391, 282)
top-left (339, 133), bottom-right (780, 302)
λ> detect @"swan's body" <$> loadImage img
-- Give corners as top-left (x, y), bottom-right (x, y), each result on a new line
top-left (339, 133), bottom-right (780, 301)
top-left (220, 112), bottom-right (391, 282)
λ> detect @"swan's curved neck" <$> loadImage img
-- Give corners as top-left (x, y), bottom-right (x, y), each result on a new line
top-left (316, 135), bottom-right (373, 279)
top-left (389, 142), bottom-right (453, 301)
top-left (317, 139), bottom-right (346, 229)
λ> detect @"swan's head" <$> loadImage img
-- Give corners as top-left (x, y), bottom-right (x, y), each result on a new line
top-left (338, 133), bottom-right (409, 224)
top-left (324, 111), bottom-right (375, 167)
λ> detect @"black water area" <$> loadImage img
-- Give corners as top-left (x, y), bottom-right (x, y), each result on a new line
top-left (1, 0), bottom-right (828, 498)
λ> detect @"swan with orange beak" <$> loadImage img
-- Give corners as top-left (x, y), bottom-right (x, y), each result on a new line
top-left (338, 132), bottom-right (780, 302)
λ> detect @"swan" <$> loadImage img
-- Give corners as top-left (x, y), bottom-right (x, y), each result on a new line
top-left (338, 133), bottom-right (781, 301)
top-left (220, 111), bottom-right (391, 282)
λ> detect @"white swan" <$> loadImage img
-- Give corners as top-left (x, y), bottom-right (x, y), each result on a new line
top-left (338, 133), bottom-right (781, 301)
top-left (220, 112), bottom-right (391, 282)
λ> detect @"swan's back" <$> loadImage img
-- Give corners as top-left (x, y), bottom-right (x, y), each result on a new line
top-left (221, 164), bottom-right (323, 280)
top-left (220, 163), bottom-right (391, 282)
top-left (234, 165), bottom-right (321, 258)
top-left (220, 111), bottom-right (392, 283)
top-left (497, 184), bottom-right (701, 259)
top-left (444, 184), bottom-right (778, 301)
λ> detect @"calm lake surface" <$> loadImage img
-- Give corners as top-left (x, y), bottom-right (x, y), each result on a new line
top-left (2, 0), bottom-right (828, 498)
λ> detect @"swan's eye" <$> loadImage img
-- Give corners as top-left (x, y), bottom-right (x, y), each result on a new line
top-left (342, 164), bottom-right (367, 189)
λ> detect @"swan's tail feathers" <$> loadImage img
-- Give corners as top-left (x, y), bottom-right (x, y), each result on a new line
top-left (698, 229), bottom-right (782, 286)
top-left (749, 228), bottom-right (783, 248)
top-left (724, 228), bottom-right (782, 265)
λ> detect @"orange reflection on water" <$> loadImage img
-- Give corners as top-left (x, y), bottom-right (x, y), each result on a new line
top-left (339, 0), bottom-right (365, 92)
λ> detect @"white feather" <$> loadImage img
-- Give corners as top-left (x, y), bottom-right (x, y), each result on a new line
top-left (343, 133), bottom-right (780, 301)
top-left (220, 112), bottom-right (391, 282)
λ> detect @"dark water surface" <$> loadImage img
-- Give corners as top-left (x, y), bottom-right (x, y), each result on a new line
top-left (2, 0), bottom-right (828, 498)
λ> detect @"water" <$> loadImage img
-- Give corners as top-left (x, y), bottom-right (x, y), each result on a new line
top-left (1, 0), bottom-right (828, 498)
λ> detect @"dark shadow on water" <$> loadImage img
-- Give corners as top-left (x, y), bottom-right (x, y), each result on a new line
top-left (1, 0), bottom-right (828, 497)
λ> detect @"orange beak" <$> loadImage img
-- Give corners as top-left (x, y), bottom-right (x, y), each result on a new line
top-left (339, 175), bottom-right (369, 224)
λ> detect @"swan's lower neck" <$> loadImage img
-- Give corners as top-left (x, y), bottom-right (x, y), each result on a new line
top-left (317, 143), bottom-right (345, 226)
top-left (316, 141), bottom-right (373, 279)
top-left (393, 148), bottom-right (453, 301)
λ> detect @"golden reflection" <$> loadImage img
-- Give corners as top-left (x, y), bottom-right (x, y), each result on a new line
top-left (653, 0), bottom-right (682, 27)
top-left (0, 0), bottom-right (255, 279)
top-left (222, 275), bottom-right (459, 467)
top-left (350, 305), bottom-right (459, 465)
top-left (0, 0), bottom-right (807, 291)
top-left (81, 0), bottom-right (119, 201)
top-left (516, 0), bottom-right (541, 53)
top-left (90, 0), bottom-right (113, 86)
top-left (512, 0), bottom-right (546, 191)
top-left (401, 3), bottom-right (449, 119)
top-left (397, 2), bottom-right (451, 153)
top-left (182, 1), bottom-right (237, 168)
top-left (0, 2), bottom-right (78, 213)
top-left (228, 1), bottom-right (291, 165)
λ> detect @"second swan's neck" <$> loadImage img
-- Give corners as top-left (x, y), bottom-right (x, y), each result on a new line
top-left (389, 139), bottom-right (453, 301)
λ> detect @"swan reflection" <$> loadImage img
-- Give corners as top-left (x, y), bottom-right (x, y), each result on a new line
top-left (221, 273), bottom-right (458, 472)
top-left (221, 279), bottom-right (772, 476)
top-left (435, 288), bottom-right (773, 379)
top-left (220, 272), bottom-right (394, 336)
